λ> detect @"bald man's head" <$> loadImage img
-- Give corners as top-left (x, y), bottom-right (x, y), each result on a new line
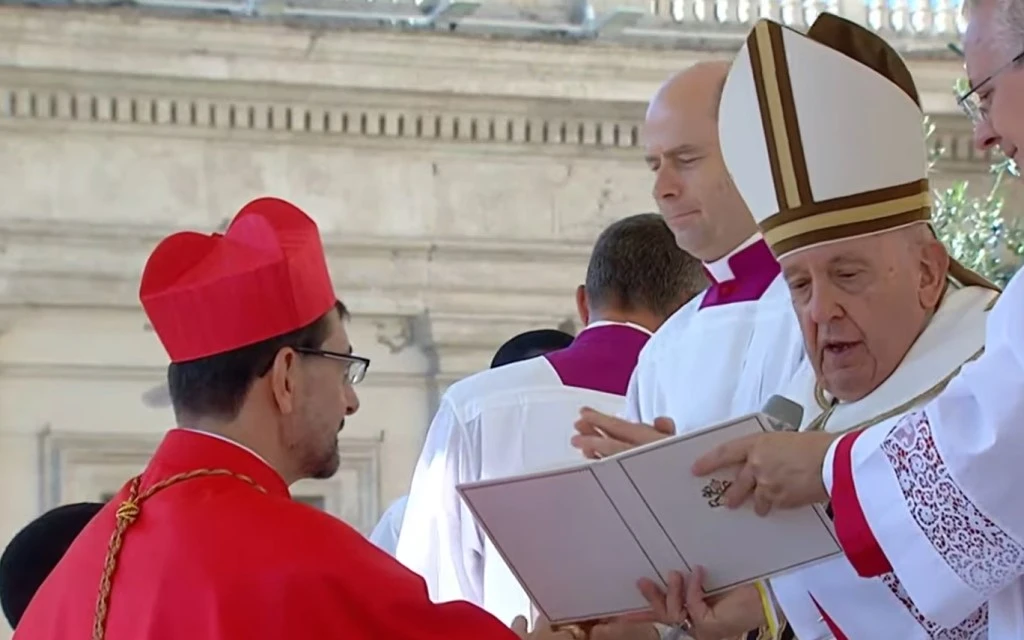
top-left (646, 61), bottom-right (731, 121)
top-left (643, 61), bottom-right (756, 262)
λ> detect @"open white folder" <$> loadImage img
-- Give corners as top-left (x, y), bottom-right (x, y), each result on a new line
top-left (456, 412), bottom-right (841, 627)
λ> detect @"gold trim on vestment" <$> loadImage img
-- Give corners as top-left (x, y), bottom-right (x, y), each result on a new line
top-left (741, 19), bottom-right (985, 267)
top-left (807, 285), bottom-right (1001, 433)
top-left (93, 469), bottom-right (268, 640)
top-left (752, 21), bottom-right (804, 210)
top-left (754, 172), bottom-right (932, 258)
top-left (808, 347), bottom-right (986, 435)
top-left (745, 21), bottom-right (935, 258)
top-left (749, 21), bottom-right (813, 213)
top-left (763, 193), bottom-right (931, 248)
top-left (949, 257), bottom-right (1002, 292)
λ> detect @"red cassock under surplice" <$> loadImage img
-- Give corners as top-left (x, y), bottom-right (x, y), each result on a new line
top-left (14, 428), bottom-right (519, 640)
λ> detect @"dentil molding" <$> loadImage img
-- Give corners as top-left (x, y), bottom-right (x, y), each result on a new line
top-left (0, 6), bottom-right (990, 165)
top-left (0, 71), bottom-right (992, 170)
top-left (0, 5), bottom-right (983, 124)
top-left (0, 69), bottom-right (645, 156)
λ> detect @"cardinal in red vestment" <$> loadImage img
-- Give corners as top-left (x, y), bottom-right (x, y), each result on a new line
top-left (11, 197), bottom-right (574, 640)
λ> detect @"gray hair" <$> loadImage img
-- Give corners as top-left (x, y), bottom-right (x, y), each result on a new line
top-left (965, 0), bottom-right (1024, 58)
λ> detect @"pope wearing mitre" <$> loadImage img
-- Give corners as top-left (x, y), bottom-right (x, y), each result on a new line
top-left (667, 11), bottom-right (998, 640)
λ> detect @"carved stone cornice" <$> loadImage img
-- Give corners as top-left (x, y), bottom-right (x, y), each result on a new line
top-left (0, 218), bottom-right (586, 319)
top-left (0, 8), bottom-right (996, 340)
top-left (0, 6), bottom-right (710, 104)
top-left (0, 7), bottom-right (986, 164)
top-left (0, 5), bottom-right (972, 114)
top-left (0, 69), bottom-right (645, 157)
top-left (0, 70), bottom-right (992, 171)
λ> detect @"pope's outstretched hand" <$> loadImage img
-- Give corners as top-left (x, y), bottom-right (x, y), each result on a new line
top-left (571, 408), bottom-right (675, 459)
top-left (691, 431), bottom-right (838, 515)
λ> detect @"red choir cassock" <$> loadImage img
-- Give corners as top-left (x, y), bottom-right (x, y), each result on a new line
top-left (13, 197), bottom-right (519, 640)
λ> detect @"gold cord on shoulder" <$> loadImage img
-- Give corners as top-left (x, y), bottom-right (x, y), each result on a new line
top-left (91, 469), bottom-right (268, 640)
top-left (812, 381), bottom-right (833, 412)
top-left (808, 287), bottom-right (996, 434)
top-left (808, 347), bottom-right (985, 435)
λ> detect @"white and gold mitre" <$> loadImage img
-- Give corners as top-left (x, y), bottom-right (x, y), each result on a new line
top-left (719, 13), bottom-right (931, 259)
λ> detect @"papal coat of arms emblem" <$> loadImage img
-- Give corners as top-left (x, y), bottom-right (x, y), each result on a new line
top-left (701, 478), bottom-right (733, 509)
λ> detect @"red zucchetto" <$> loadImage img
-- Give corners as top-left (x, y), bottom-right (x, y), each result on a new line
top-left (139, 197), bottom-right (336, 363)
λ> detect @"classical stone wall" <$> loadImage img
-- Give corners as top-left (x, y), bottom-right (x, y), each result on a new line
top-left (0, 113), bottom-right (644, 585)
top-left (0, 10), bottom-right (658, 592)
top-left (0, 8), bottom-right (995, 633)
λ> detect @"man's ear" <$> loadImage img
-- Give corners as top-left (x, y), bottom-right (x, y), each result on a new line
top-left (575, 285), bottom-right (589, 326)
top-left (269, 348), bottom-right (299, 415)
top-left (918, 240), bottom-right (950, 310)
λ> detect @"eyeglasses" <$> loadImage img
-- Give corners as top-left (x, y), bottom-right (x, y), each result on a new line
top-left (294, 347), bottom-right (370, 385)
top-left (957, 50), bottom-right (1024, 124)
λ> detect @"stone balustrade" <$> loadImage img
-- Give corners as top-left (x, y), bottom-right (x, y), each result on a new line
top-left (643, 0), bottom-right (965, 39)
top-left (5, 0), bottom-right (966, 51)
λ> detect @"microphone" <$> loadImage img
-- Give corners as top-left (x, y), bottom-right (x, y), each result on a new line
top-left (761, 395), bottom-right (804, 432)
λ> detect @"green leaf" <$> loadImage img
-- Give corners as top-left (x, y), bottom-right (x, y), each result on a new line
top-left (928, 97), bottom-right (1022, 287)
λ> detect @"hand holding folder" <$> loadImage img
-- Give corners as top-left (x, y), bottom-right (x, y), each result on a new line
top-left (457, 409), bottom-right (839, 630)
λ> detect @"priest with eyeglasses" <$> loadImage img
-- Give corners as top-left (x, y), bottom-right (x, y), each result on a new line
top-left (10, 197), bottom-right (574, 640)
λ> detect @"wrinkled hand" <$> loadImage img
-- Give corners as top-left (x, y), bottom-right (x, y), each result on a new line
top-left (571, 408), bottom-right (675, 459)
top-left (637, 568), bottom-right (763, 640)
top-left (512, 614), bottom-right (659, 640)
top-left (586, 621), bottom-right (660, 640)
top-left (510, 614), bottom-right (576, 639)
top-left (692, 431), bottom-right (837, 515)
